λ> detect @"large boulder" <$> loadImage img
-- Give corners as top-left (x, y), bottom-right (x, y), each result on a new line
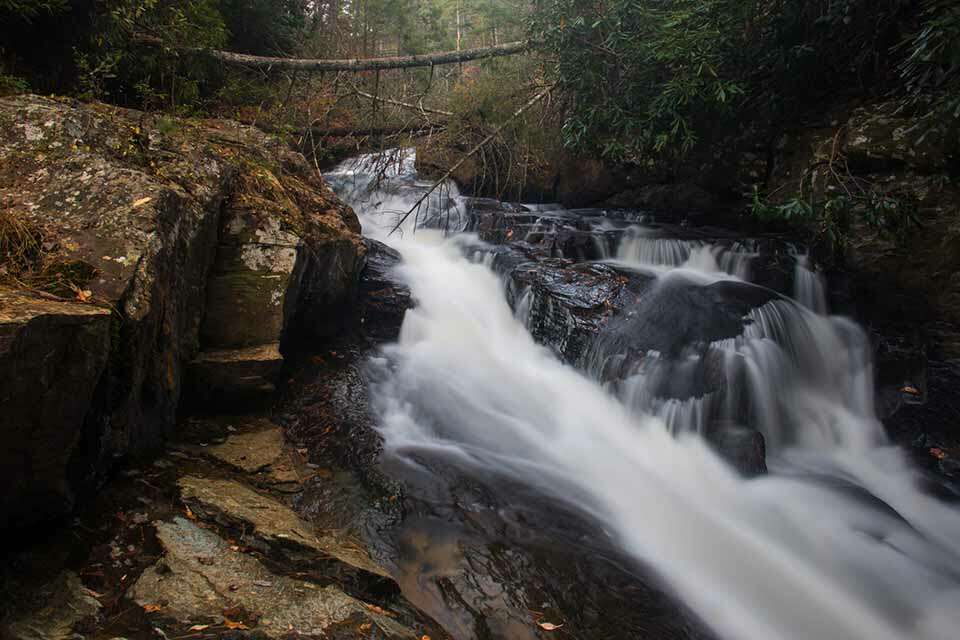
top-left (0, 95), bottom-right (363, 528)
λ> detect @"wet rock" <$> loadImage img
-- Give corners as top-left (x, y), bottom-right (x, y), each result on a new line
top-left (0, 288), bottom-right (111, 528)
top-left (178, 476), bottom-right (390, 578)
top-left (508, 260), bottom-right (629, 364)
top-left (132, 517), bottom-right (414, 638)
top-left (3, 571), bottom-right (101, 640)
top-left (357, 240), bottom-right (411, 342)
top-left (507, 256), bottom-right (777, 367)
top-left (708, 424), bottom-right (767, 476)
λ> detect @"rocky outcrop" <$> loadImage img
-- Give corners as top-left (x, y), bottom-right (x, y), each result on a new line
top-left (357, 240), bottom-right (411, 342)
top-left (0, 95), bottom-right (364, 529)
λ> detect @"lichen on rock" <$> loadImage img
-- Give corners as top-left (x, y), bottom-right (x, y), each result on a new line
top-left (0, 95), bottom-right (365, 529)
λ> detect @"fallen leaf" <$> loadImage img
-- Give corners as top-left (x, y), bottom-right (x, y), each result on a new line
top-left (132, 197), bottom-right (153, 208)
top-left (187, 624), bottom-right (209, 631)
top-left (537, 621), bottom-right (564, 631)
top-left (184, 506), bottom-right (196, 520)
top-left (223, 620), bottom-right (248, 630)
top-left (364, 604), bottom-right (395, 617)
top-left (142, 604), bottom-right (163, 613)
top-left (75, 288), bottom-right (93, 302)
top-left (931, 448), bottom-right (947, 460)
top-left (420, 636), bottom-right (432, 640)
top-left (359, 623), bottom-right (372, 632)
top-left (901, 386), bottom-right (921, 396)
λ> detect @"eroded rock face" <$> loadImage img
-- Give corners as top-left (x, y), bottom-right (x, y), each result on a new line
top-left (0, 288), bottom-right (111, 529)
top-left (0, 95), bottom-right (364, 528)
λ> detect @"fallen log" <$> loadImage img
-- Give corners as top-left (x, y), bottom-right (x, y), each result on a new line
top-left (134, 35), bottom-right (529, 72)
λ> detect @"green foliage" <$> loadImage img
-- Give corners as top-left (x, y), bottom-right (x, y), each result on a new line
top-left (751, 185), bottom-right (920, 249)
top-left (531, 0), bottom-right (919, 164)
top-left (220, 0), bottom-right (306, 55)
top-left (899, 0), bottom-right (960, 119)
top-left (0, 0), bottom-right (66, 21)
top-left (77, 0), bottom-right (229, 108)
top-left (0, 73), bottom-right (30, 96)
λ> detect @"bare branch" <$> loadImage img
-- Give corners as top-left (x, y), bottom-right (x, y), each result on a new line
top-left (388, 85), bottom-right (554, 236)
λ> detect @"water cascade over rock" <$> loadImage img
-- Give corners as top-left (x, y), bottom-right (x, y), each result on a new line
top-left (326, 149), bottom-right (960, 640)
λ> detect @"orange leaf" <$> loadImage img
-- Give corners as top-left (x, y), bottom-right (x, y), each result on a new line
top-left (142, 604), bottom-right (163, 613)
top-left (537, 621), bottom-right (564, 631)
top-left (223, 620), bottom-right (248, 630)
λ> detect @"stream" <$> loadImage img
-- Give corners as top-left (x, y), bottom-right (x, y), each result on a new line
top-left (324, 149), bottom-right (960, 640)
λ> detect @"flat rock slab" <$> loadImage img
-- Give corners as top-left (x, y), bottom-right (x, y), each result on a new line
top-left (204, 421), bottom-right (286, 473)
top-left (132, 517), bottom-right (413, 638)
top-left (178, 476), bottom-right (390, 578)
top-left (174, 418), bottom-right (306, 490)
top-left (3, 571), bottom-right (101, 640)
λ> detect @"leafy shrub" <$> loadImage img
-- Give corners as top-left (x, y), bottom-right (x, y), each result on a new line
top-left (531, 0), bottom-right (917, 164)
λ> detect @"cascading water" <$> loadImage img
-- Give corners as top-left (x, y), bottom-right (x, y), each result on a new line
top-left (327, 151), bottom-right (960, 640)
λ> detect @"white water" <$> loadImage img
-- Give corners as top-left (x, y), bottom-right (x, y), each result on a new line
top-left (328, 152), bottom-right (960, 640)
top-left (611, 226), bottom-right (756, 281)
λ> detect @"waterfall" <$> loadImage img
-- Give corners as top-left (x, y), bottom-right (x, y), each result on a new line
top-left (794, 252), bottom-right (829, 314)
top-left (328, 151), bottom-right (960, 640)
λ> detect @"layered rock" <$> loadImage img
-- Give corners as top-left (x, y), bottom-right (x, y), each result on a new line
top-left (0, 95), bottom-right (364, 528)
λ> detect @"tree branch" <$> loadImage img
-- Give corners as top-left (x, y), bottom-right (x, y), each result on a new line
top-left (352, 87), bottom-right (453, 117)
top-left (388, 85), bottom-right (553, 236)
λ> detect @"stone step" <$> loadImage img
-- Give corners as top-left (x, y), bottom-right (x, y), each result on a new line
top-left (186, 343), bottom-right (283, 407)
top-left (177, 475), bottom-right (391, 580)
top-left (132, 517), bottom-right (416, 638)
top-left (173, 416), bottom-right (306, 492)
